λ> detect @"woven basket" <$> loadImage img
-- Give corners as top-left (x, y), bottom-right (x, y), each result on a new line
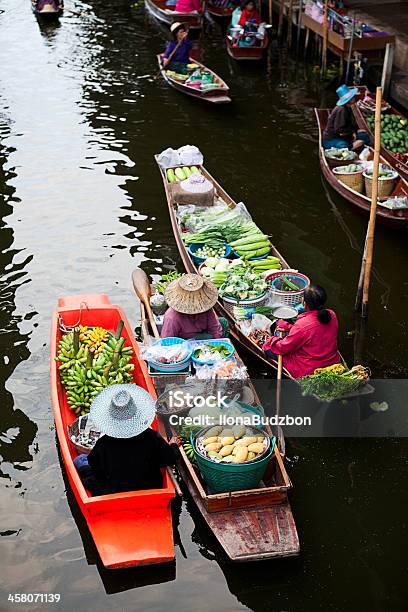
top-left (325, 151), bottom-right (357, 168)
top-left (266, 270), bottom-right (310, 307)
top-left (192, 427), bottom-right (274, 494)
top-left (363, 171), bottom-right (398, 198)
top-left (221, 292), bottom-right (268, 315)
top-left (333, 166), bottom-right (364, 193)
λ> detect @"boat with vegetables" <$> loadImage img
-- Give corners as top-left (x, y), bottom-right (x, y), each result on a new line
top-left (154, 152), bottom-right (374, 402)
top-left (145, 0), bottom-right (203, 30)
top-left (353, 94), bottom-right (408, 181)
top-left (132, 268), bottom-right (300, 561)
top-left (157, 56), bottom-right (231, 104)
top-left (50, 294), bottom-right (176, 569)
top-left (315, 108), bottom-right (408, 229)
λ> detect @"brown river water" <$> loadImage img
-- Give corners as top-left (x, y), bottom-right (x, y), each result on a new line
top-left (0, 1), bottom-right (407, 610)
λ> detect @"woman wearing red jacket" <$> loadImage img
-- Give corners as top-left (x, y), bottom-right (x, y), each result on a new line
top-left (263, 285), bottom-right (341, 379)
top-left (239, 0), bottom-right (261, 26)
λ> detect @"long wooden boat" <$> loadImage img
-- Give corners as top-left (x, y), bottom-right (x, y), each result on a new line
top-left (154, 155), bottom-right (376, 405)
top-left (157, 55), bottom-right (231, 104)
top-left (50, 293), bottom-right (176, 569)
top-left (315, 108), bottom-right (408, 230)
top-left (145, 0), bottom-right (203, 30)
top-left (32, 0), bottom-right (63, 19)
top-left (134, 272), bottom-right (300, 561)
top-left (353, 98), bottom-right (408, 182)
top-left (226, 31), bottom-right (269, 61)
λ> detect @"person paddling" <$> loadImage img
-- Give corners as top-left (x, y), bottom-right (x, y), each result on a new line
top-left (263, 285), bottom-right (341, 378)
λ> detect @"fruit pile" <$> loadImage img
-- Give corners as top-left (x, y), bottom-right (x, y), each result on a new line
top-left (56, 323), bottom-right (134, 416)
top-left (166, 166), bottom-right (200, 183)
top-left (196, 425), bottom-right (268, 464)
top-left (366, 113), bottom-right (408, 155)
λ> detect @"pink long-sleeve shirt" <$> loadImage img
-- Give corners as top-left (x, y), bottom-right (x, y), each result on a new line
top-left (175, 0), bottom-right (202, 13)
top-left (161, 307), bottom-right (222, 340)
top-left (263, 309), bottom-right (341, 379)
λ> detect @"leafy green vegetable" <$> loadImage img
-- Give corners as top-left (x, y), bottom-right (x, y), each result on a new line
top-left (155, 271), bottom-right (182, 295)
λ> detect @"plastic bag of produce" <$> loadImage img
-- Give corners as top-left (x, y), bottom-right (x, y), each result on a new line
top-left (379, 196), bottom-right (408, 210)
top-left (177, 145), bottom-right (203, 166)
top-left (157, 148), bottom-right (180, 169)
top-left (180, 173), bottom-right (213, 194)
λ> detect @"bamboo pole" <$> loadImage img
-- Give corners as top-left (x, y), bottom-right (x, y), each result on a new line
top-left (360, 87), bottom-right (382, 318)
top-left (321, 0), bottom-right (328, 77)
top-left (278, 0), bottom-right (284, 38)
top-left (287, 0), bottom-right (294, 47)
top-left (269, 0), bottom-right (273, 26)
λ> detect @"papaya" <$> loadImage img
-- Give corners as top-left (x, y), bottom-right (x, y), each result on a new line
top-left (205, 442), bottom-right (222, 452)
top-left (247, 442), bottom-right (266, 454)
top-left (219, 445), bottom-right (235, 457)
top-left (221, 436), bottom-right (235, 446)
top-left (234, 447), bottom-right (248, 463)
top-left (204, 436), bottom-right (219, 446)
top-left (235, 436), bottom-right (257, 447)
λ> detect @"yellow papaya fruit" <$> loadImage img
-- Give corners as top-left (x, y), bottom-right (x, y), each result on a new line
top-left (221, 436), bottom-right (235, 446)
top-left (234, 447), bottom-right (248, 463)
top-left (219, 444), bottom-right (234, 457)
top-left (247, 442), bottom-right (265, 454)
top-left (235, 436), bottom-right (257, 447)
top-left (205, 442), bottom-right (222, 452)
top-left (204, 436), bottom-right (219, 445)
top-left (247, 451), bottom-right (256, 461)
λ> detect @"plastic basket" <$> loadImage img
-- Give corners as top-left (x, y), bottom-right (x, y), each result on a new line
top-left (191, 428), bottom-right (275, 494)
top-left (188, 243), bottom-right (232, 265)
top-left (333, 165), bottom-right (364, 193)
top-left (221, 292), bottom-right (268, 315)
top-left (147, 337), bottom-right (193, 372)
top-left (363, 171), bottom-right (398, 198)
top-left (266, 271), bottom-right (310, 307)
top-left (191, 338), bottom-right (234, 365)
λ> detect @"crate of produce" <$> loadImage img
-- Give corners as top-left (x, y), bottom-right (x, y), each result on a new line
top-left (221, 292), bottom-right (268, 315)
top-left (192, 425), bottom-right (276, 494)
top-left (188, 243), bottom-right (232, 265)
top-left (333, 163), bottom-right (364, 193)
top-left (363, 166), bottom-right (398, 198)
top-left (266, 271), bottom-right (310, 307)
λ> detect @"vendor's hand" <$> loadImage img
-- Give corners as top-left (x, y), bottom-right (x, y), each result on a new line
top-left (180, 31), bottom-right (188, 40)
top-left (169, 435), bottom-right (182, 447)
top-left (163, 57), bottom-right (170, 67)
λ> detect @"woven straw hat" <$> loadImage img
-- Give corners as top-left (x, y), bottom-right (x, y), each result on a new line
top-left (89, 384), bottom-right (156, 439)
top-left (170, 22), bottom-right (186, 35)
top-left (165, 274), bottom-right (218, 315)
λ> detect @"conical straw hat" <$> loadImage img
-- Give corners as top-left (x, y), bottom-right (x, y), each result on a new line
top-left (165, 274), bottom-right (218, 315)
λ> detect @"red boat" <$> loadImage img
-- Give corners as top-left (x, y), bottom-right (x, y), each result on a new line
top-left (315, 108), bottom-right (408, 230)
top-left (50, 294), bottom-right (176, 569)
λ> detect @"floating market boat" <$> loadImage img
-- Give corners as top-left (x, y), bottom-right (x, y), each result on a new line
top-left (315, 108), bottom-right (408, 230)
top-left (352, 96), bottom-right (408, 182)
top-left (50, 293), bottom-right (176, 569)
top-left (145, 0), bottom-right (203, 30)
top-left (226, 29), bottom-right (269, 61)
top-left (132, 269), bottom-right (300, 562)
top-left (157, 56), bottom-right (231, 104)
top-left (31, 0), bottom-right (63, 19)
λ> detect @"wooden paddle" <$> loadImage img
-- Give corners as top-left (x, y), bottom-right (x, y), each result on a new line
top-left (275, 331), bottom-right (286, 457)
top-left (132, 268), bottom-right (160, 340)
top-left (132, 268), bottom-right (182, 496)
top-left (156, 34), bottom-right (186, 80)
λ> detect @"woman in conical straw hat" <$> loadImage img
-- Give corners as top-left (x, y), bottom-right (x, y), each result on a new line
top-left (161, 273), bottom-right (228, 340)
top-left (73, 384), bottom-right (180, 496)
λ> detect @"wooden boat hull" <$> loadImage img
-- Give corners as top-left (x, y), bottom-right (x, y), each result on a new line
top-left (226, 33), bottom-right (269, 61)
top-left (352, 102), bottom-right (408, 182)
top-left (315, 108), bottom-right (408, 230)
top-left (50, 294), bottom-right (176, 569)
top-left (145, 0), bottom-right (203, 30)
top-left (138, 294), bottom-right (299, 561)
top-left (157, 55), bottom-right (231, 104)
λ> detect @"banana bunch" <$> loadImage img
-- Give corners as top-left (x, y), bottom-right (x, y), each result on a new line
top-left (183, 442), bottom-right (196, 464)
top-left (55, 323), bottom-right (135, 416)
top-left (79, 325), bottom-right (109, 355)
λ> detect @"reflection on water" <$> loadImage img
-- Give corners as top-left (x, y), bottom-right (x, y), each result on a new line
top-left (0, 0), bottom-right (407, 610)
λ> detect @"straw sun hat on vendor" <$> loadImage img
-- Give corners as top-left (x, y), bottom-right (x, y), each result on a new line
top-left (165, 273), bottom-right (218, 315)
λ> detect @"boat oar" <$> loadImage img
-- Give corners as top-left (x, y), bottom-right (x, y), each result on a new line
top-left (155, 36), bottom-right (184, 80)
top-left (275, 331), bottom-right (286, 457)
top-left (131, 268), bottom-right (183, 497)
top-left (132, 268), bottom-right (160, 340)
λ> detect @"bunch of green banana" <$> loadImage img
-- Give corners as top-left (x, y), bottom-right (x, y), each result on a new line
top-left (55, 321), bottom-right (135, 416)
top-left (183, 442), bottom-right (196, 464)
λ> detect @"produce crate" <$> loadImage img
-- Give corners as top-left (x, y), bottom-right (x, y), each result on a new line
top-left (221, 293), bottom-right (268, 315)
top-left (266, 271), bottom-right (310, 307)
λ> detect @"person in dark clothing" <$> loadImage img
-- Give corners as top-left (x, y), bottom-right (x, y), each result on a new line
top-left (323, 84), bottom-right (370, 151)
top-left (73, 385), bottom-right (179, 496)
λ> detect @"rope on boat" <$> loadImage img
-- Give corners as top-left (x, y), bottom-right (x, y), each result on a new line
top-left (58, 301), bottom-right (89, 333)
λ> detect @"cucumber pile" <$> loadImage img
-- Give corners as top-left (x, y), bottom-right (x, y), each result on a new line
top-left (166, 166), bottom-right (200, 183)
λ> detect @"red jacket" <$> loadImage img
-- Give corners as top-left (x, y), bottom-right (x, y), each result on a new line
top-left (263, 309), bottom-right (341, 379)
top-left (239, 8), bottom-right (261, 26)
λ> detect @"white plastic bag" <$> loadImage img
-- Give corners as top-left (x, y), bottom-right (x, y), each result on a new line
top-left (157, 148), bottom-right (180, 169)
top-left (178, 145), bottom-right (203, 166)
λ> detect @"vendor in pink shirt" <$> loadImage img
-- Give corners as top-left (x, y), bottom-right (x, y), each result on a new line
top-left (263, 285), bottom-right (341, 379)
top-left (175, 0), bottom-right (202, 13)
top-left (161, 274), bottom-right (227, 340)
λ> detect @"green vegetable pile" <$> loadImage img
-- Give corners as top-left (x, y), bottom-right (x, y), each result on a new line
top-left (219, 267), bottom-right (267, 301)
top-left (366, 113), bottom-right (408, 154)
top-left (299, 364), bottom-right (370, 401)
top-left (337, 163), bottom-right (362, 174)
top-left (155, 271), bottom-right (182, 295)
